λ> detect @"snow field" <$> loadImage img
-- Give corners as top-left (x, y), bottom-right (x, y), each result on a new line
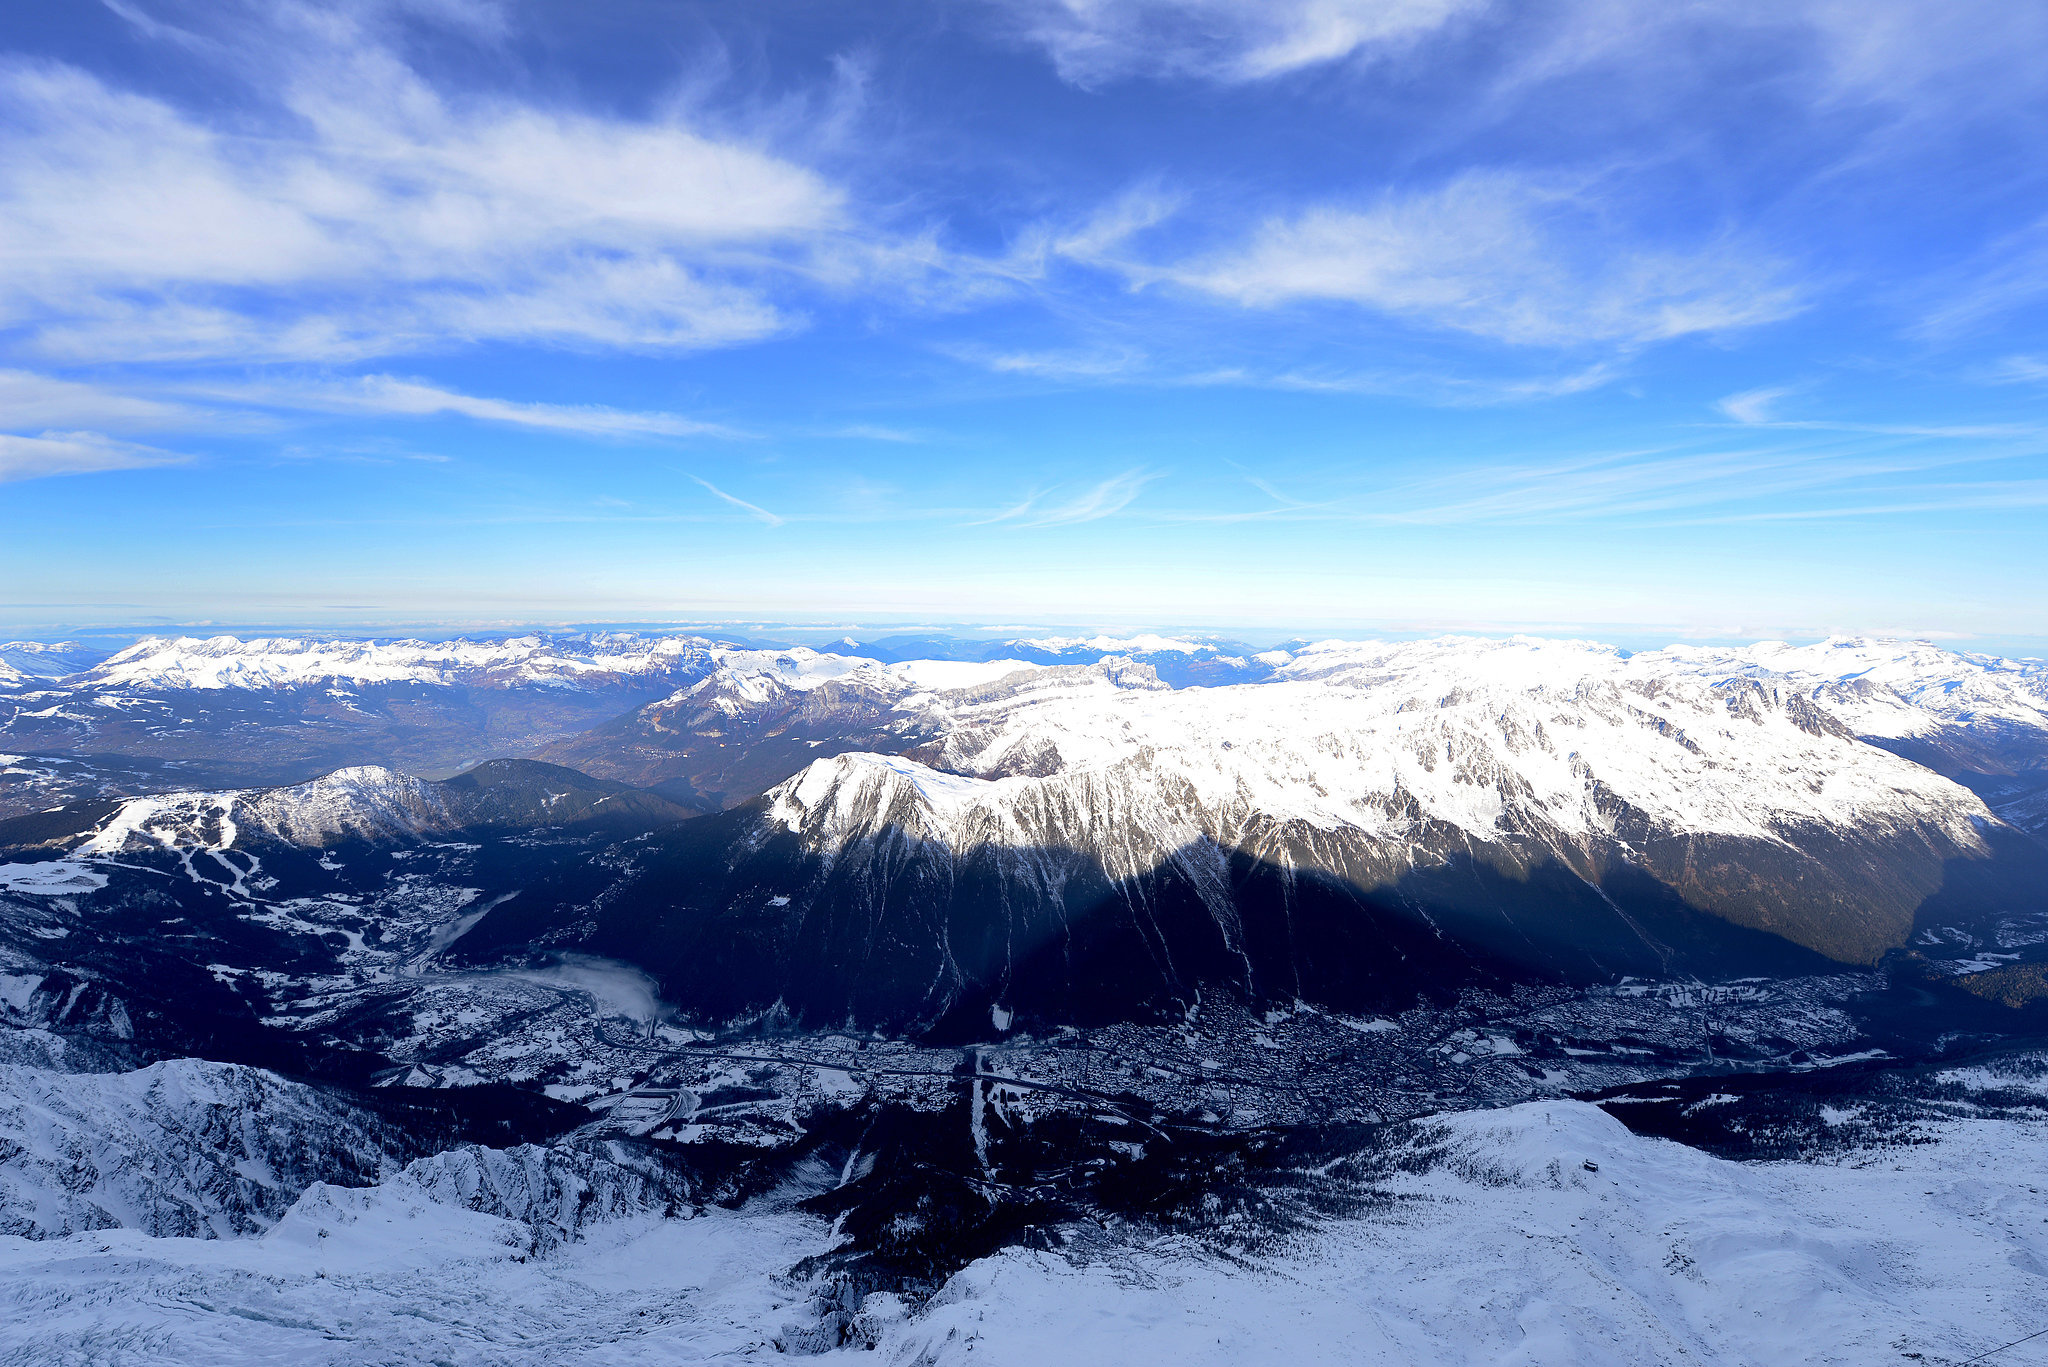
top-left (893, 1100), bottom-right (2048, 1367)
top-left (1, 1099), bottom-right (2044, 1365)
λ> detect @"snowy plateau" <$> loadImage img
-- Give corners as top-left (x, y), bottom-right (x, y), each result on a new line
top-left (2, 629), bottom-right (2047, 1364)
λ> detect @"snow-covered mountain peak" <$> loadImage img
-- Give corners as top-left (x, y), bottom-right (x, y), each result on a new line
top-left (1271, 633), bottom-right (1628, 688)
top-left (768, 751), bottom-right (1012, 842)
top-left (72, 765), bottom-right (447, 864)
top-left (931, 657), bottom-right (1167, 709)
top-left (704, 644), bottom-right (885, 687)
top-left (734, 644), bottom-right (2004, 967)
top-left (744, 635), bottom-right (1995, 899)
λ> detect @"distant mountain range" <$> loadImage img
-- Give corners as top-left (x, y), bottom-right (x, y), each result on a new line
top-left (4, 631), bottom-right (2044, 1046)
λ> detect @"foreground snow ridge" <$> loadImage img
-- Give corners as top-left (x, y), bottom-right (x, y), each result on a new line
top-left (1, 1094), bottom-right (2043, 1365)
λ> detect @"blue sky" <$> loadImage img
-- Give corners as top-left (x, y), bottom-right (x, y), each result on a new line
top-left (2, 0), bottom-right (2046, 649)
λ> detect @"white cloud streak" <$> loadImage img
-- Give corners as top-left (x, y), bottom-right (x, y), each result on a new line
top-left (1715, 386), bottom-right (1795, 424)
top-left (979, 348), bottom-right (1149, 380)
top-left (1115, 175), bottom-right (1802, 347)
top-left (1989, 356), bottom-right (2048, 385)
top-left (191, 375), bottom-right (737, 439)
top-left (1006, 0), bottom-right (1483, 84)
top-left (978, 470), bottom-right (1156, 526)
top-left (0, 370), bottom-right (199, 430)
top-left (1268, 360), bottom-right (1625, 403)
top-left (688, 475), bottom-right (784, 526)
top-left (1257, 432), bottom-right (2043, 527)
top-left (0, 431), bottom-right (185, 482)
top-left (1012, 0), bottom-right (2048, 109)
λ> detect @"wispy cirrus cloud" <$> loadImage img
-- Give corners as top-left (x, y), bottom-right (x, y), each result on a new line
top-left (1268, 359), bottom-right (1625, 404)
top-left (1101, 174), bottom-right (1804, 348)
top-left (1709, 386), bottom-right (2035, 439)
top-left (953, 345), bottom-right (1150, 380)
top-left (1003, 0), bottom-right (1483, 85)
top-left (0, 370), bottom-right (201, 430)
top-left (1010, 0), bottom-right (2048, 115)
top-left (1715, 386), bottom-right (1797, 425)
top-left (974, 470), bottom-right (1157, 526)
top-left (1244, 429), bottom-right (2047, 528)
top-left (1988, 356), bottom-right (2048, 385)
top-left (688, 475), bottom-right (784, 526)
top-left (1023, 470), bottom-right (1158, 525)
top-left (1913, 215), bottom-right (2048, 341)
top-left (821, 424), bottom-right (924, 443)
top-left (0, 431), bottom-right (185, 483)
top-left (189, 375), bottom-right (739, 440)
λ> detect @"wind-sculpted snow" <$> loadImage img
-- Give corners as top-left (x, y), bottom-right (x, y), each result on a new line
top-left (0, 1058), bottom-right (405, 1239)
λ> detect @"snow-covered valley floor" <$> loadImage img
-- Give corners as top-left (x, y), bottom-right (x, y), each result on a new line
top-left (5, 1097), bottom-right (2045, 1366)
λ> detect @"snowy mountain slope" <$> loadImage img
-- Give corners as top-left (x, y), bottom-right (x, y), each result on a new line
top-left (1647, 635), bottom-right (2048, 742)
top-left (8, 760), bottom-right (694, 867)
top-left (391, 1139), bottom-right (707, 1251)
top-left (886, 1097), bottom-right (2048, 1367)
top-left (533, 654), bottom-right (1072, 805)
top-left (539, 633), bottom-right (2048, 825)
top-left (0, 1170), bottom-right (827, 1365)
top-left (918, 637), bottom-right (1977, 845)
top-left (0, 635), bottom-right (999, 804)
top-left (0, 1058), bottom-right (406, 1239)
top-left (1642, 636), bottom-right (2048, 833)
top-left (0, 642), bottom-right (108, 681)
top-left (0, 1051), bottom-right (698, 1247)
top-left (0, 683), bottom-right (692, 794)
top-left (2, 1095), bottom-right (2045, 1366)
top-left (758, 636), bottom-right (2001, 962)
top-left (72, 767), bottom-right (453, 860)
